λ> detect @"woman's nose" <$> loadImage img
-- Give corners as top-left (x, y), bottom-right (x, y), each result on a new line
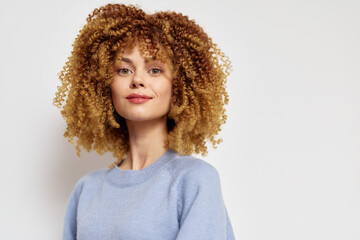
top-left (130, 72), bottom-right (145, 88)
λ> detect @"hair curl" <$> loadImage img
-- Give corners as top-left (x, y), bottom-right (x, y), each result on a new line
top-left (53, 3), bottom-right (232, 168)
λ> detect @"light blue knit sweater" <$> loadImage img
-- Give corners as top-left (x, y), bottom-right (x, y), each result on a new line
top-left (63, 149), bottom-right (235, 239)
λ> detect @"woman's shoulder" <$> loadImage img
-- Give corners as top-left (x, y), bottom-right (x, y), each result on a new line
top-left (72, 168), bottom-right (109, 189)
top-left (168, 154), bottom-right (221, 184)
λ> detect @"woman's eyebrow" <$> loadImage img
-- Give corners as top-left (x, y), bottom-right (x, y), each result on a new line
top-left (121, 58), bottom-right (132, 63)
top-left (121, 57), bottom-right (162, 64)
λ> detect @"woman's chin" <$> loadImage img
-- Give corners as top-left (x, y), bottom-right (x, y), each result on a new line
top-left (124, 115), bottom-right (167, 123)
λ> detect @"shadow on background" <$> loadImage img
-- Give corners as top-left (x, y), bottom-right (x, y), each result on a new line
top-left (43, 117), bottom-right (115, 210)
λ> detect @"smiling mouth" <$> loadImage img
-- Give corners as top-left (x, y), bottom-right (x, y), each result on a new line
top-left (126, 98), bottom-right (152, 103)
top-left (128, 97), bottom-right (150, 99)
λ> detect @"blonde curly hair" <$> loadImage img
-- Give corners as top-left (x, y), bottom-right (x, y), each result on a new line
top-left (53, 3), bottom-right (232, 168)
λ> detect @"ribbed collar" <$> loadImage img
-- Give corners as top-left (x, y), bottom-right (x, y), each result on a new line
top-left (106, 149), bottom-right (178, 188)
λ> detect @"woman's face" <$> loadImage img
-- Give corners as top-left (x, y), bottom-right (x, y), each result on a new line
top-left (111, 45), bottom-right (173, 123)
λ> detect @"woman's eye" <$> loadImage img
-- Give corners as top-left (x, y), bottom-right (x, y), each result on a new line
top-left (149, 68), bottom-right (162, 75)
top-left (118, 68), bottom-right (132, 75)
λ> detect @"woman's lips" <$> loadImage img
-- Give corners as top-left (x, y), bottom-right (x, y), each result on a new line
top-left (126, 98), bottom-right (151, 104)
top-left (126, 93), bottom-right (152, 104)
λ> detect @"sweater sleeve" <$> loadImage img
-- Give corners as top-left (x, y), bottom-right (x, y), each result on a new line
top-left (62, 179), bottom-right (84, 240)
top-left (176, 163), bottom-right (235, 239)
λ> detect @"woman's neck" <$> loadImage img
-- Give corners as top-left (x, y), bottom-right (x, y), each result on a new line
top-left (120, 115), bottom-right (169, 170)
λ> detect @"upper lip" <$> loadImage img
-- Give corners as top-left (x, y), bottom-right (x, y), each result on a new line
top-left (126, 93), bottom-right (152, 99)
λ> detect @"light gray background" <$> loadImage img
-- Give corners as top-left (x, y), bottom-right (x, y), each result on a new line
top-left (0, 0), bottom-right (359, 239)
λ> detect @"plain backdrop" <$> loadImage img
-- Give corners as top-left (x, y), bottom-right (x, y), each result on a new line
top-left (0, 0), bottom-right (359, 239)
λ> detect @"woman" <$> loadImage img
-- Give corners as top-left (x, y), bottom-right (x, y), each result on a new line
top-left (54, 3), bottom-right (235, 240)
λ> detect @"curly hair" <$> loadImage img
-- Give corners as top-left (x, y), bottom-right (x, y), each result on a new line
top-left (53, 3), bottom-right (232, 168)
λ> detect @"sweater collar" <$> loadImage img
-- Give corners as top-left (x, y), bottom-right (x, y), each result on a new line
top-left (106, 149), bottom-right (178, 188)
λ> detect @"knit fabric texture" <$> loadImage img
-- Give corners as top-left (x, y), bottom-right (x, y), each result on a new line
top-left (63, 149), bottom-right (235, 240)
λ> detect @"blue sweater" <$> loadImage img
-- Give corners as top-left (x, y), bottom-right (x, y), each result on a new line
top-left (63, 149), bottom-right (235, 239)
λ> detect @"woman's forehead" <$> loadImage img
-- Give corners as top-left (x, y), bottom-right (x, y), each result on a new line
top-left (115, 42), bottom-right (173, 66)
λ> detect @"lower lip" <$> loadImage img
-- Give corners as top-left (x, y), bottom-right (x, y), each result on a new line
top-left (126, 98), bottom-right (152, 103)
